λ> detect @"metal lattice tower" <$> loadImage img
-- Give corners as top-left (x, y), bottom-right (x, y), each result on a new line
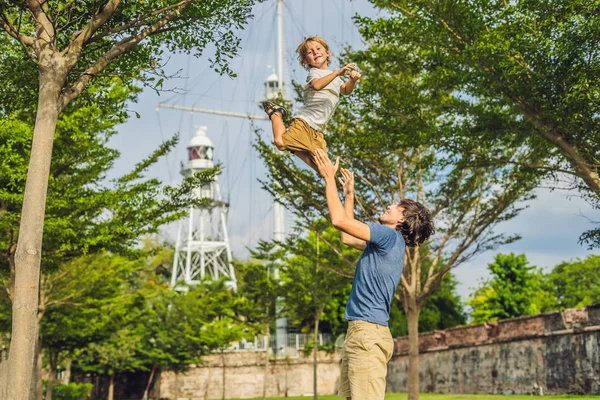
top-left (170, 126), bottom-right (236, 290)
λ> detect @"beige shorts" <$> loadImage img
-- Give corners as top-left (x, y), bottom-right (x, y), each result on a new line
top-left (338, 320), bottom-right (394, 400)
top-left (283, 118), bottom-right (327, 155)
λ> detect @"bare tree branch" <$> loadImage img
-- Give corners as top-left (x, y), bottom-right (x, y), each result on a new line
top-left (390, 2), bottom-right (417, 18)
top-left (85, 0), bottom-right (188, 45)
top-left (359, 174), bottom-right (386, 209)
top-left (0, 11), bottom-right (35, 45)
top-left (27, 0), bottom-right (55, 47)
top-left (58, 0), bottom-right (194, 110)
top-left (313, 230), bottom-right (356, 272)
top-left (66, 0), bottom-right (122, 57)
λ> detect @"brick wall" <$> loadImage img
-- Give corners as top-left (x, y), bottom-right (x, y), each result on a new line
top-left (387, 304), bottom-right (600, 395)
top-left (157, 350), bottom-right (342, 400)
top-left (154, 305), bottom-right (600, 399)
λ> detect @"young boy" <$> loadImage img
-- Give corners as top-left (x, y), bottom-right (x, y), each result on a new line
top-left (262, 36), bottom-right (361, 170)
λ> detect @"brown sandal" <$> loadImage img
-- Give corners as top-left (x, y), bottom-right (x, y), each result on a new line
top-left (262, 101), bottom-right (287, 120)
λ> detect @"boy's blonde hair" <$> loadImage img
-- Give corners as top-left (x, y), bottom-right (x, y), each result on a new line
top-left (296, 36), bottom-right (331, 70)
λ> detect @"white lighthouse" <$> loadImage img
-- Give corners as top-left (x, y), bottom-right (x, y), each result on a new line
top-left (264, 70), bottom-right (281, 101)
top-left (170, 126), bottom-right (236, 290)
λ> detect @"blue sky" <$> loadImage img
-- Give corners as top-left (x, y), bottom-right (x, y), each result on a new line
top-left (109, 0), bottom-right (598, 299)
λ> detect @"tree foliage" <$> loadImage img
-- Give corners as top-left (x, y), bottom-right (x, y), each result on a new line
top-left (468, 252), bottom-right (600, 322)
top-left (358, 0), bottom-right (600, 246)
top-left (389, 272), bottom-right (466, 337)
top-left (468, 253), bottom-right (557, 323)
top-left (254, 5), bottom-right (543, 395)
top-left (0, 2), bottom-right (260, 396)
top-left (0, 0), bottom-right (258, 109)
top-left (280, 223), bottom-right (356, 333)
top-left (546, 254), bottom-right (600, 309)
top-left (0, 81), bottom-right (219, 298)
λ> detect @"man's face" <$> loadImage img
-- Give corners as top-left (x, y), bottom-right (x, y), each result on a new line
top-left (378, 204), bottom-right (405, 227)
top-left (304, 41), bottom-right (329, 69)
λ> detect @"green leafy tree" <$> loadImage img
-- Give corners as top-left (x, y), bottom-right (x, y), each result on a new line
top-left (318, 283), bottom-right (353, 339)
top-left (280, 222), bottom-right (357, 400)
top-left (255, 30), bottom-right (538, 400)
top-left (71, 278), bottom-right (243, 400)
top-left (39, 253), bottom-right (145, 400)
top-left (238, 243), bottom-right (285, 400)
top-left (354, 0), bottom-right (600, 247)
top-left (547, 254), bottom-right (600, 309)
top-left (0, 251), bottom-right (152, 400)
top-left (389, 272), bottom-right (466, 337)
top-left (468, 253), bottom-right (557, 323)
top-left (0, 80), bottom-right (218, 400)
top-left (77, 327), bottom-right (145, 400)
top-left (0, 1), bottom-right (259, 396)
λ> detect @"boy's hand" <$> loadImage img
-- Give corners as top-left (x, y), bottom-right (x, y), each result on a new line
top-left (314, 149), bottom-right (339, 182)
top-left (348, 70), bottom-right (361, 81)
top-left (338, 168), bottom-right (355, 196)
top-left (337, 63), bottom-right (356, 77)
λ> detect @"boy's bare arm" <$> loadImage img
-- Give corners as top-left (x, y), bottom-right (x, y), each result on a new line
top-left (310, 63), bottom-right (356, 91)
top-left (341, 70), bottom-right (361, 95)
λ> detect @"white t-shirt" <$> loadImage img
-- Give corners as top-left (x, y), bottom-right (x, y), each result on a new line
top-left (293, 68), bottom-right (343, 132)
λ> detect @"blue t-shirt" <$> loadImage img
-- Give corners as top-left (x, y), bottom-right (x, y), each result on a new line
top-left (345, 223), bottom-right (406, 326)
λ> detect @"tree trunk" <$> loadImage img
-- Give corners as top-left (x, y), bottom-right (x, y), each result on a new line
top-left (142, 363), bottom-right (156, 400)
top-left (221, 349), bottom-right (226, 400)
top-left (521, 109), bottom-right (600, 196)
top-left (407, 304), bottom-right (421, 400)
top-left (93, 374), bottom-right (100, 398)
top-left (61, 358), bottom-right (71, 384)
top-left (45, 352), bottom-right (59, 400)
top-left (8, 244), bottom-right (16, 303)
top-left (203, 367), bottom-right (212, 400)
top-left (31, 333), bottom-right (43, 400)
top-left (262, 326), bottom-right (270, 400)
top-left (107, 374), bottom-right (115, 400)
top-left (313, 315), bottom-right (320, 400)
top-left (174, 372), bottom-right (178, 400)
top-left (31, 279), bottom-right (49, 400)
top-left (8, 57), bottom-right (66, 400)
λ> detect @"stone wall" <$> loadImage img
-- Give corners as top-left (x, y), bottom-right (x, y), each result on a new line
top-left (156, 305), bottom-right (600, 399)
top-left (387, 304), bottom-right (600, 395)
top-left (157, 350), bottom-right (342, 400)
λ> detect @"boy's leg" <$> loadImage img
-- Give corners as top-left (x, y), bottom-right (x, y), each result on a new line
top-left (294, 128), bottom-right (327, 171)
top-left (270, 113), bottom-right (287, 151)
top-left (262, 102), bottom-right (287, 151)
top-left (295, 151), bottom-right (319, 172)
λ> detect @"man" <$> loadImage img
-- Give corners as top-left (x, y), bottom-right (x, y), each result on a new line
top-left (313, 149), bottom-right (435, 400)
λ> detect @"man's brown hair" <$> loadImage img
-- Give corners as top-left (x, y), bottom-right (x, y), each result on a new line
top-left (396, 199), bottom-right (435, 247)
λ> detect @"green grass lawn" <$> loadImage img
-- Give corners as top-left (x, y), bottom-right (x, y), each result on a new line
top-left (232, 394), bottom-right (600, 400)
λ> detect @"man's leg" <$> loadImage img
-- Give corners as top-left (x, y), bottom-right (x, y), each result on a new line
top-left (338, 331), bottom-right (352, 399)
top-left (346, 322), bottom-right (393, 400)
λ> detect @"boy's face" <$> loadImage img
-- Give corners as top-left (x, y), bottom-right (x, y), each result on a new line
top-left (304, 41), bottom-right (329, 69)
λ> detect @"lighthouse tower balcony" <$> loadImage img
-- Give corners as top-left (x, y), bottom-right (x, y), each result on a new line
top-left (181, 125), bottom-right (214, 200)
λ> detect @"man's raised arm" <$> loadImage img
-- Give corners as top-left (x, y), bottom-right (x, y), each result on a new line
top-left (313, 149), bottom-right (370, 244)
top-left (338, 168), bottom-right (367, 250)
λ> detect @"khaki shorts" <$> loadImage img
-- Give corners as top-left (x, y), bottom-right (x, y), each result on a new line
top-left (338, 320), bottom-right (394, 400)
top-left (283, 118), bottom-right (327, 156)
